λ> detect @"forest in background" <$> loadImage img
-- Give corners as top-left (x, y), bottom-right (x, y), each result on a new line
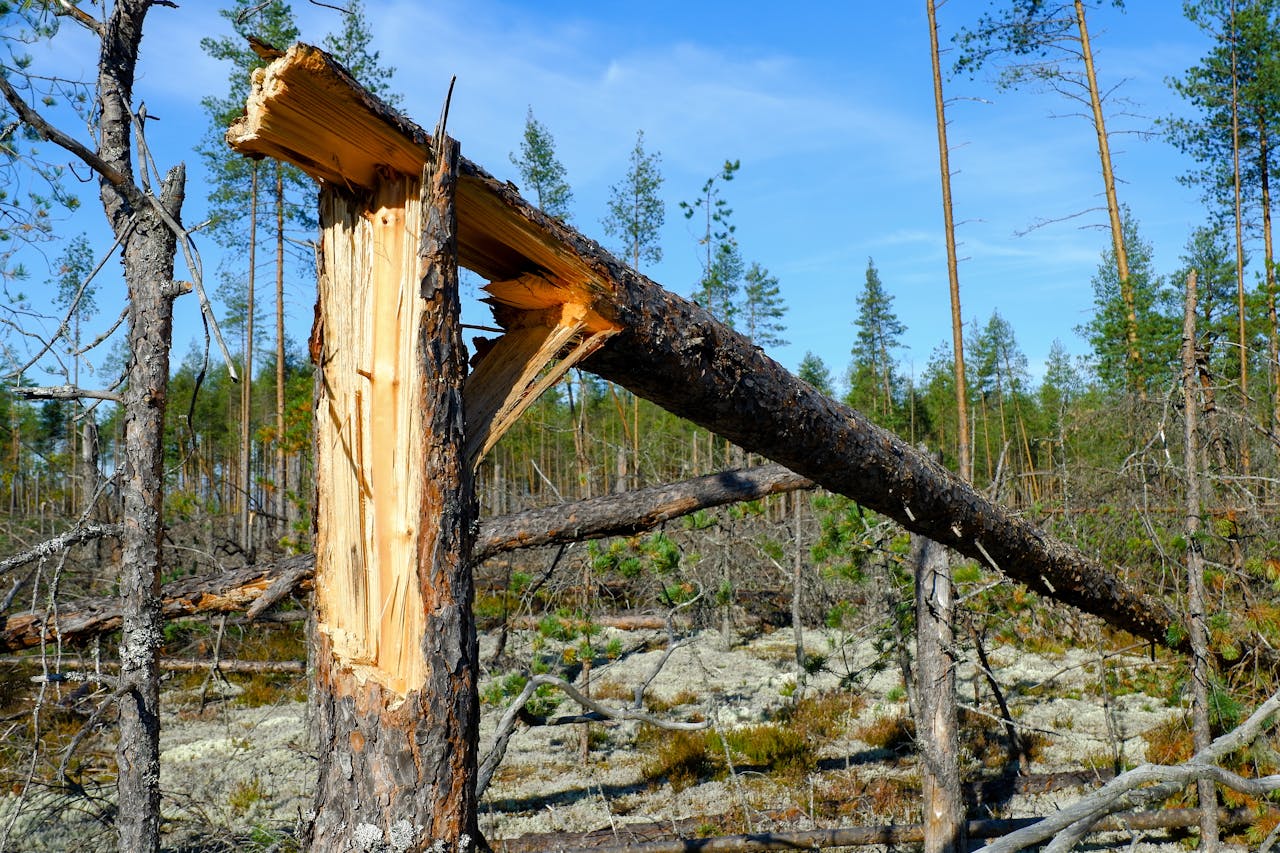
top-left (2, 1), bottom-right (1280, 852)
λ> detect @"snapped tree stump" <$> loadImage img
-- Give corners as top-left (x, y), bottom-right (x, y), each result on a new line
top-left (226, 41), bottom-right (1195, 852)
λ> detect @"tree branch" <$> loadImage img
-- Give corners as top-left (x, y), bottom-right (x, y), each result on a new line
top-left (0, 523), bottom-right (122, 577)
top-left (14, 385), bottom-right (122, 404)
top-left (0, 72), bottom-right (139, 206)
top-left (981, 687), bottom-right (1280, 852)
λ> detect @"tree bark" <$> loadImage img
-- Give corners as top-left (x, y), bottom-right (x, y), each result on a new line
top-left (1075, 0), bottom-right (1141, 399)
top-left (86, 5), bottom-right (185, 851)
top-left (1182, 270), bottom-right (1219, 851)
top-left (926, 0), bottom-right (972, 484)
top-left (241, 163), bottom-right (258, 556)
top-left (913, 533), bottom-right (963, 853)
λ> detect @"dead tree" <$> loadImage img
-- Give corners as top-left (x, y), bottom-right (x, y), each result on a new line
top-left (913, 532), bottom-right (963, 853)
top-left (0, 3), bottom-right (195, 851)
top-left (1182, 270), bottom-right (1218, 851)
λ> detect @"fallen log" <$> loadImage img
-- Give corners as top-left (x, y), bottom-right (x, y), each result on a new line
top-left (0, 464), bottom-right (810, 651)
top-left (0, 555), bottom-right (314, 652)
top-left (224, 42), bottom-right (1183, 653)
top-left (0, 655), bottom-right (305, 675)
top-left (493, 807), bottom-right (1260, 853)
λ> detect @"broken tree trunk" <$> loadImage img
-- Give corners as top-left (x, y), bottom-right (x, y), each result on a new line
top-left (913, 532), bottom-right (963, 853)
top-left (0, 464), bottom-right (812, 652)
top-left (303, 131), bottom-right (478, 849)
top-left (225, 43), bottom-right (1182, 654)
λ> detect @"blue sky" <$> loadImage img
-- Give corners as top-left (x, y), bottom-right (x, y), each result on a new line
top-left (11, 2), bottom-right (1227, 391)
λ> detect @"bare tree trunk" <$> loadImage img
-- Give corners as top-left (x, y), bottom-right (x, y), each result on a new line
top-left (1182, 270), bottom-right (1219, 852)
top-left (275, 162), bottom-right (288, 533)
top-left (913, 504), bottom-right (962, 850)
top-left (306, 138), bottom-right (479, 851)
top-left (1230, 3), bottom-right (1250, 480)
top-left (1259, 120), bottom-right (1280, 445)
top-left (241, 163), bottom-right (258, 557)
top-left (1076, 0), bottom-right (1141, 399)
top-left (927, 0), bottom-right (971, 483)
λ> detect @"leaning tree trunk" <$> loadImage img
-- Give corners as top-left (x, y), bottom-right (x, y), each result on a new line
top-left (927, 0), bottom-right (971, 484)
top-left (305, 137), bottom-right (480, 851)
top-left (1075, 0), bottom-right (1141, 399)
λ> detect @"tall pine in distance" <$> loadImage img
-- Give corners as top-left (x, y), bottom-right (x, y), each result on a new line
top-left (798, 352), bottom-right (835, 397)
top-left (741, 262), bottom-right (788, 348)
top-left (848, 257), bottom-right (906, 426)
top-left (682, 159), bottom-right (742, 325)
top-left (511, 108), bottom-right (574, 220)
top-left (200, 0), bottom-right (305, 553)
top-left (323, 0), bottom-right (402, 108)
top-left (603, 129), bottom-right (664, 272)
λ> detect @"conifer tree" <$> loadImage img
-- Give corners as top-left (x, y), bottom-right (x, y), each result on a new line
top-left (682, 160), bottom-right (742, 325)
top-left (798, 352), bottom-right (835, 397)
top-left (1080, 210), bottom-right (1178, 394)
top-left (603, 129), bottom-right (664, 271)
top-left (322, 0), bottom-right (402, 107)
top-left (511, 107), bottom-right (573, 220)
top-left (848, 257), bottom-right (906, 424)
top-left (1167, 0), bottom-right (1280, 434)
top-left (741, 262), bottom-right (788, 348)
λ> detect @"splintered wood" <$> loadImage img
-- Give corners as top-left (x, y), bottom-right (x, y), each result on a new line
top-left (313, 177), bottom-right (427, 693)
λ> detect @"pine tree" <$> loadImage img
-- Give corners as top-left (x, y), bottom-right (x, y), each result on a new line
top-left (741, 262), bottom-right (788, 348)
top-left (1168, 0), bottom-right (1280, 434)
top-left (1080, 209), bottom-right (1178, 394)
top-left (798, 352), bottom-right (835, 397)
top-left (969, 309), bottom-right (1034, 489)
top-left (511, 107), bottom-right (573, 220)
top-left (322, 0), bottom-right (402, 107)
top-left (955, 0), bottom-right (1142, 397)
top-left (603, 129), bottom-right (664, 271)
top-left (1040, 338), bottom-right (1083, 422)
top-left (848, 257), bottom-right (906, 424)
top-left (681, 160), bottom-right (742, 324)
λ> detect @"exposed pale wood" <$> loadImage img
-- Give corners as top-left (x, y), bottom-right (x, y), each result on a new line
top-left (312, 175), bottom-right (428, 695)
top-left (914, 533), bottom-right (962, 853)
top-left (465, 296), bottom-right (618, 466)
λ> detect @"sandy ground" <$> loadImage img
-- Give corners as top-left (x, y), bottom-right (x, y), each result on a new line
top-left (0, 626), bottom-right (1253, 851)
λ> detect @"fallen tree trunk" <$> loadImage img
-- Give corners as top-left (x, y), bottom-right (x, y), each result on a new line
top-left (0, 464), bottom-right (811, 651)
top-left (225, 43), bottom-right (1182, 651)
top-left (0, 555), bottom-right (314, 652)
top-left (494, 807), bottom-right (1261, 853)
